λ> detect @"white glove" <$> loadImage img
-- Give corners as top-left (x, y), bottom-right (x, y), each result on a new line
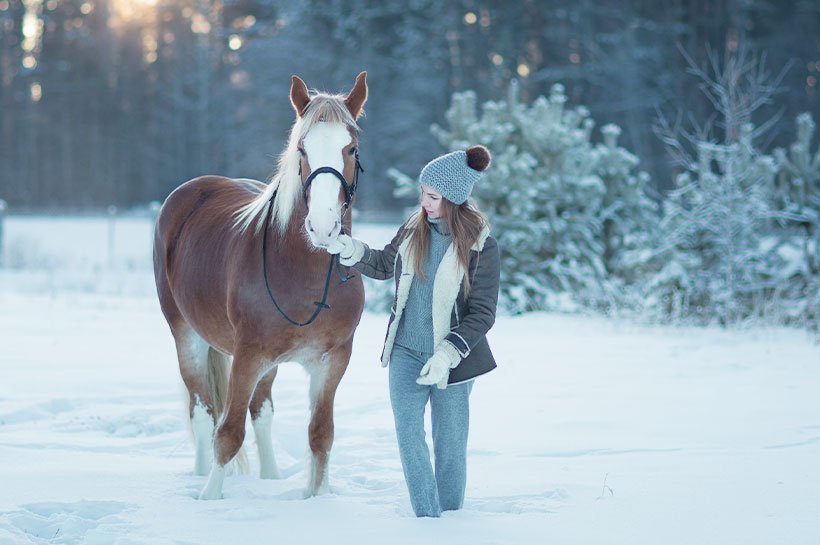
top-left (416, 342), bottom-right (462, 389)
top-left (325, 234), bottom-right (364, 266)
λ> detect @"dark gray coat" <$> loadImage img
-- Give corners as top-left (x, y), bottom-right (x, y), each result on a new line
top-left (353, 221), bottom-right (500, 384)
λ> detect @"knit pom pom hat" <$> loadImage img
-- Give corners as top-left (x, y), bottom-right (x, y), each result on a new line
top-left (419, 145), bottom-right (491, 205)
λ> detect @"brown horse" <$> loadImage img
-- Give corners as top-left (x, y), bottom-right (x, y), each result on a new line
top-left (153, 73), bottom-right (368, 500)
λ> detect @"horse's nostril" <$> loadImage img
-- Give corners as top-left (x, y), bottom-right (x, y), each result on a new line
top-left (327, 221), bottom-right (340, 238)
top-left (306, 219), bottom-right (314, 232)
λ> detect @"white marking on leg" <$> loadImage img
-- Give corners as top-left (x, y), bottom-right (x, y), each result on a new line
top-left (252, 399), bottom-right (280, 479)
top-left (308, 452), bottom-right (331, 496)
top-left (179, 328), bottom-right (213, 477)
top-left (191, 398), bottom-right (214, 476)
top-left (198, 463), bottom-right (226, 500)
top-left (181, 329), bottom-right (210, 370)
top-left (307, 352), bottom-right (330, 410)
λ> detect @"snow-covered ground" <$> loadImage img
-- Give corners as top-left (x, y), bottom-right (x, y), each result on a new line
top-left (0, 216), bottom-right (818, 545)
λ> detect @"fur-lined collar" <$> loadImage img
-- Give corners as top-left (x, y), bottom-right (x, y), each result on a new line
top-left (380, 223), bottom-right (491, 367)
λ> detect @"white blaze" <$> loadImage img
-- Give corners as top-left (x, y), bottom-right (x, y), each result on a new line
top-left (302, 122), bottom-right (351, 247)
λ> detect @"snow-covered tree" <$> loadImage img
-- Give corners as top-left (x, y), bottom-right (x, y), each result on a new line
top-left (391, 80), bottom-right (658, 314)
top-left (651, 45), bottom-right (792, 325)
top-left (648, 126), bottom-right (781, 324)
top-left (773, 113), bottom-right (820, 329)
top-left (592, 123), bottom-right (659, 297)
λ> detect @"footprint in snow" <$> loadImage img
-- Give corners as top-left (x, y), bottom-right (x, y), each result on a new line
top-left (0, 500), bottom-right (134, 545)
top-left (465, 490), bottom-right (569, 514)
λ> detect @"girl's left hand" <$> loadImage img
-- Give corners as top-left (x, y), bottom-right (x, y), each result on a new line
top-left (417, 342), bottom-right (461, 389)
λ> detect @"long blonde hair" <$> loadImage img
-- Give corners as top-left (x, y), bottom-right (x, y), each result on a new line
top-left (406, 198), bottom-right (489, 296)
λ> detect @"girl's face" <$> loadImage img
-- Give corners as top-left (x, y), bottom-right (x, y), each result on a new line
top-left (420, 184), bottom-right (445, 219)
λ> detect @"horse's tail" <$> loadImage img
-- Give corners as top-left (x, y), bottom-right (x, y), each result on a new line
top-left (207, 347), bottom-right (249, 474)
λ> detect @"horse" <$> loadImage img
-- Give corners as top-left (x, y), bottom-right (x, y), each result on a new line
top-left (153, 73), bottom-right (368, 500)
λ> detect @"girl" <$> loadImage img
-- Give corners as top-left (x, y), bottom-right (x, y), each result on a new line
top-left (329, 145), bottom-right (500, 517)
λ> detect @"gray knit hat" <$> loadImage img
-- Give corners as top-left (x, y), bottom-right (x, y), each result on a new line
top-left (419, 145), bottom-right (492, 205)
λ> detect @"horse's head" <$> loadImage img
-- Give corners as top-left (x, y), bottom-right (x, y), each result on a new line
top-left (291, 72), bottom-right (367, 249)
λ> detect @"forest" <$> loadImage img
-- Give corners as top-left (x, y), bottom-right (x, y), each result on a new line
top-left (0, 0), bottom-right (816, 212)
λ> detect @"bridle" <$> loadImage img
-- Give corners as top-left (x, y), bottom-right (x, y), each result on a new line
top-left (260, 147), bottom-right (364, 327)
top-left (300, 148), bottom-right (364, 214)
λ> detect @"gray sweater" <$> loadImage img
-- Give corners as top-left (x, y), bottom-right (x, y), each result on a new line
top-left (353, 219), bottom-right (499, 384)
top-left (394, 218), bottom-right (451, 353)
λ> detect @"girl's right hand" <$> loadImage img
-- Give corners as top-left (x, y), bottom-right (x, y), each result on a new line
top-left (327, 234), bottom-right (364, 265)
top-left (326, 234), bottom-right (353, 256)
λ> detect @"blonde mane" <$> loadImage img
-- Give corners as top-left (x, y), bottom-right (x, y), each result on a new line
top-left (234, 94), bottom-right (360, 234)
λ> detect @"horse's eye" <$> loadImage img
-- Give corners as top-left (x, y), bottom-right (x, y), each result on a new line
top-left (298, 147), bottom-right (306, 156)
top-left (348, 147), bottom-right (357, 156)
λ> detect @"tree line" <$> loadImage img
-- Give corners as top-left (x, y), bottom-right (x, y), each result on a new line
top-left (0, 0), bottom-right (817, 213)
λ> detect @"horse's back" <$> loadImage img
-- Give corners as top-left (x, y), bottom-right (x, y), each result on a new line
top-left (156, 176), bottom-right (262, 237)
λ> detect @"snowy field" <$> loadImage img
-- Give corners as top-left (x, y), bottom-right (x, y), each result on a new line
top-left (0, 216), bottom-right (819, 545)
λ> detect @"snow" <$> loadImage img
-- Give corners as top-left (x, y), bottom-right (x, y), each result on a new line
top-left (0, 216), bottom-right (819, 545)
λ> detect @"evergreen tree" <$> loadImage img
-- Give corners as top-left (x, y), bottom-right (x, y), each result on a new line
top-left (773, 113), bottom-right (820, 329)
top-left (652, 44), bottom-right (792, 325)
top-left (591, 123), bottom-right (659, 297)
top-left (392, 80), bottom-right (658, 314)
top-left (649, 125), bottom-right (781, 324)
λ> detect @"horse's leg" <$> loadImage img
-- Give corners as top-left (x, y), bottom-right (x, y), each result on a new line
top-left (156, 251), bottom-right (219, 477)
top-left (199, 350), bottom-right (261, 500)
top-left (305, 341), bottom-right (352, 496)
top-left (249, 366), bottom-right (281, 479)
top-left (156, 245), bottom-right (228, 478)
top-left (172, 324), bottom-right (224, 477)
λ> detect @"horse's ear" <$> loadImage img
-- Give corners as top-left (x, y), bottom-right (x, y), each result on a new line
top-left (345, 71), bottom-right (368, 120)
top-left (290, 75), bottom-right (310, 117)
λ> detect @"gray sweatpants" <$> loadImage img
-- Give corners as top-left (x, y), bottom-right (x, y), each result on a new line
top-left (389, 344), bottom-right (473, 517)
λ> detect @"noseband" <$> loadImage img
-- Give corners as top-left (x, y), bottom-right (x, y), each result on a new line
top-left (300, 150), bottom-right (364, 215)
top-left (261, 151), bottom-right (364, 327)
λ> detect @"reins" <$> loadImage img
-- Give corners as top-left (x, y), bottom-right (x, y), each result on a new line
top-left (261, 155), bottom-right (363, 327)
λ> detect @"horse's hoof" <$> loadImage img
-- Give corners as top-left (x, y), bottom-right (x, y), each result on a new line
top-left (260, 463), bottom-right (281, 479)
top-left (199, 464), bottom-right (226, 500)
top-left (305, 483), bottom-right (330, 498)
top-left (197, 489), bottom-right (222, 501)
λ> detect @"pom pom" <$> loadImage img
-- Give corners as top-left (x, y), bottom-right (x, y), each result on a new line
top-left (466, 145), bottom-right (491, 172)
